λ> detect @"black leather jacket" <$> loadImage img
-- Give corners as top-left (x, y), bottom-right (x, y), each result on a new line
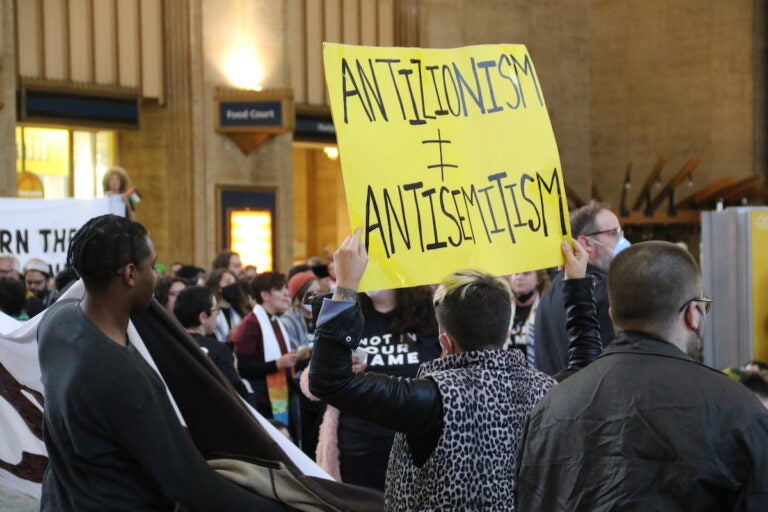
top-left (308, 276), bottom-right (601, 465)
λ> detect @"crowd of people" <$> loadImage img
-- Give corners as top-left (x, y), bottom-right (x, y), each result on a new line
top-left (4, 202), bottom-right (768, 510)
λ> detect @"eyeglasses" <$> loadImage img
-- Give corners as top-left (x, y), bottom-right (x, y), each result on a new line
top-left (678, 296), bottom-right (713, 314)
top-left (583, 227), bottom-right (623, 239)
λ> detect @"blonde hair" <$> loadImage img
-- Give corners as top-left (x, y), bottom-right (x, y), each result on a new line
top-left (433, 269), bottom-right (512, 351)
top-left (102, 166), bottom-right (130, 194)
top-left (434, 269), bottom-right (510, 306)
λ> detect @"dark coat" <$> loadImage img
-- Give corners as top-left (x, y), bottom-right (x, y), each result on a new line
top-left (309, 277), bottom-right (601, 510)
top-left (131, 301), bottom-right (384, 511)
top-left (533, 264), bottom-right (613, 375)
top-left (516, 331), bottom-right (768, 511)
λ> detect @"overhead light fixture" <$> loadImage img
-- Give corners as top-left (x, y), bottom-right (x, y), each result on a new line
top-left (223, 48), bottom-right (264, 91)
top-left (323, 146), bottom-right (339, 160)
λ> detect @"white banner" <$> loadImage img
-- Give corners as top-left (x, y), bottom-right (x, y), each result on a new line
top-left (0, 197), bottom-right (123, 274)
top-left (0, 281), bottom-right (332, 501)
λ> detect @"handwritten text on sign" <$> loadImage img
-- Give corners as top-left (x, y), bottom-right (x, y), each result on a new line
top-left (324, 43), bottom-right (571, 291)
top-left (0, 197), bottom-right (123, 273)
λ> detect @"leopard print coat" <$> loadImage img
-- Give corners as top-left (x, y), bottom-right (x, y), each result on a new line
top-left (384, 349), bottom-right (556, 511)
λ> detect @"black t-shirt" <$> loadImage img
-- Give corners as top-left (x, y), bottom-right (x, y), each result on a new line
top-left (37, 300), bottom-right (288, 512)
top-left (512, 304), bottom-right (532, 335)
top-left (510, 302), bottom-right (533, 354)
top-left (338, 308), bottom-right (440, 453)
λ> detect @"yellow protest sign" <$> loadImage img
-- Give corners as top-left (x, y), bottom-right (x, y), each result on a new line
top-left (751, 210), bottom-right (768, 362)
top-left (324, 43), bottom-right (571, 291)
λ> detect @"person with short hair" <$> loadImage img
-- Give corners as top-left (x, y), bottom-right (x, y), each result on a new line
top-left (308, 230), bottom-right (596, 510)
top-left (23, 258), bottom-right (51, 294)
top-left (533, 202), bottom-right (627, 374)
top-left (153, 276), bottom-right (187, 314)
top-left (282, 271), bottom-right (320, 351)
top-left (0, 277), bottom-right (28, 320)
top-left (37, 214), bottom-right (289, 511)
top-left (173, 286), bottom-right (251, 399)
top-left (47, 265), bottom-right (79, 306)
top-left (230, 272), bottom-right (307, 426)
top-left (243, 264), bottom-right (258, 280)
top-left (516, 241), bottom-right (768, 511)
top-left (0, 253), bottom-right (21, 281)
top-left (174, 264), bottom-right (206, 286)
top-left (23, 257), bottom-right (53, 315)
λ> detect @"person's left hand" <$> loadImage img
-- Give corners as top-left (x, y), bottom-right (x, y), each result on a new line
top-left (351, 359), bottom-right (368, 373)
top-left (562, 239), bottom-right (588, 280)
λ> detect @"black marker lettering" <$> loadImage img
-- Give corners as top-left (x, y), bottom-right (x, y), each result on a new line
top-left (375, 58), bottom-right (407, 120)
top-left (421, 188), bottom-right (448, 250)
top-left (440, 187), bottom-right (463, 247)
top-left (426, 65), bottom-right (449, 116)
top-left (476, 60), bottom-right (503, 114)
top-left (383, 186), bottom-right (412, 254)
top-left (453, 58), bottom-right (485, 116)
top-left (341, 58), bottom-right (372, 123)
top-left (488, 172), bottom-right (515, 242)
top-left (403, 182), bottom-right (426, 252)
top-left (364, 185), bottom-right (390, 258)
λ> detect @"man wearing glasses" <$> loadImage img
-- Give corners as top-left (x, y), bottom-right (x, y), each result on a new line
top-left (516, 241), bottom-right (768, 511)
top-left (534, 202), bottom-right (629, 374)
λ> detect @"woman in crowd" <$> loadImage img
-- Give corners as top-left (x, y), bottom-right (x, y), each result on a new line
top-left (205, 268), bottom-right (243, 342)
top-left (331, 286), bottom-right (440, 491)
top-left (102, 166), bottom-right (136, 220)
top-left (281, 271), bottom-right (320, 351)
top-left (282, 270), bottom-right (323, 455)
top-left (505, 269), bottom-right (549, 366)
top-left (154, 276), bottom-right (187, 315)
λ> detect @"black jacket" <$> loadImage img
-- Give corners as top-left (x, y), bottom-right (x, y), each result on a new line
top-left (516, 331), bottom-right (768, 511)
top-left (308, 276), bottom-right (600, 464)
top-left (534, 264), bottom-right (613, 375)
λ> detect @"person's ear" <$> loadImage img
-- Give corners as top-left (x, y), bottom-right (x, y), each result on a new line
top-left (260, 290), bottom-right (270, 303)
top-left (439, 332), bottom-right (453, 357)
top-left (122, 263), bottom-right (138, 287)
top-left (198, 311), bottom-right (207, 326)
top-left (577, 235), bottom-right (595, 253)
top-left (608, 306), bottom-right (613, 322)
top-left (684, 302), bottom-right (700, 331)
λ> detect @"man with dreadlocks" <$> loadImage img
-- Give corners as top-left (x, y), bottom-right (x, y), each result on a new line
top-left (37, 215), bottom-right (290, 511)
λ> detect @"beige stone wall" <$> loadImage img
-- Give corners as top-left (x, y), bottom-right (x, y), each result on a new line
top-left (191, 0), bottom-right (294, 272)
top-left (416, 0), bottom-right (592, 200)
top-left (120, 0), bottom-right (195, 269)
top-left (2, 0), bottom-right (763, 264)
top-left (120, 0), bottom-right (295, 272)
top-left (119, 104), bottom-right (173, 264)
top-left (0, 0), bottom-right (16, 197)
top-left (415, 0), bottom-right (760, 208)
top-left (589, 0), bottom-right (756, 206)
top-left (292, 146), bottom-right (348, 265)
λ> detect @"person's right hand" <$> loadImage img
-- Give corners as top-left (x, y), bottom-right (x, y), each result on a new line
top-left (276, 352), bottom-right (299, 369)
top-left (333, 227), bottom-right (368, 292)
top-left (562, 239), bottom-right (588, 280)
